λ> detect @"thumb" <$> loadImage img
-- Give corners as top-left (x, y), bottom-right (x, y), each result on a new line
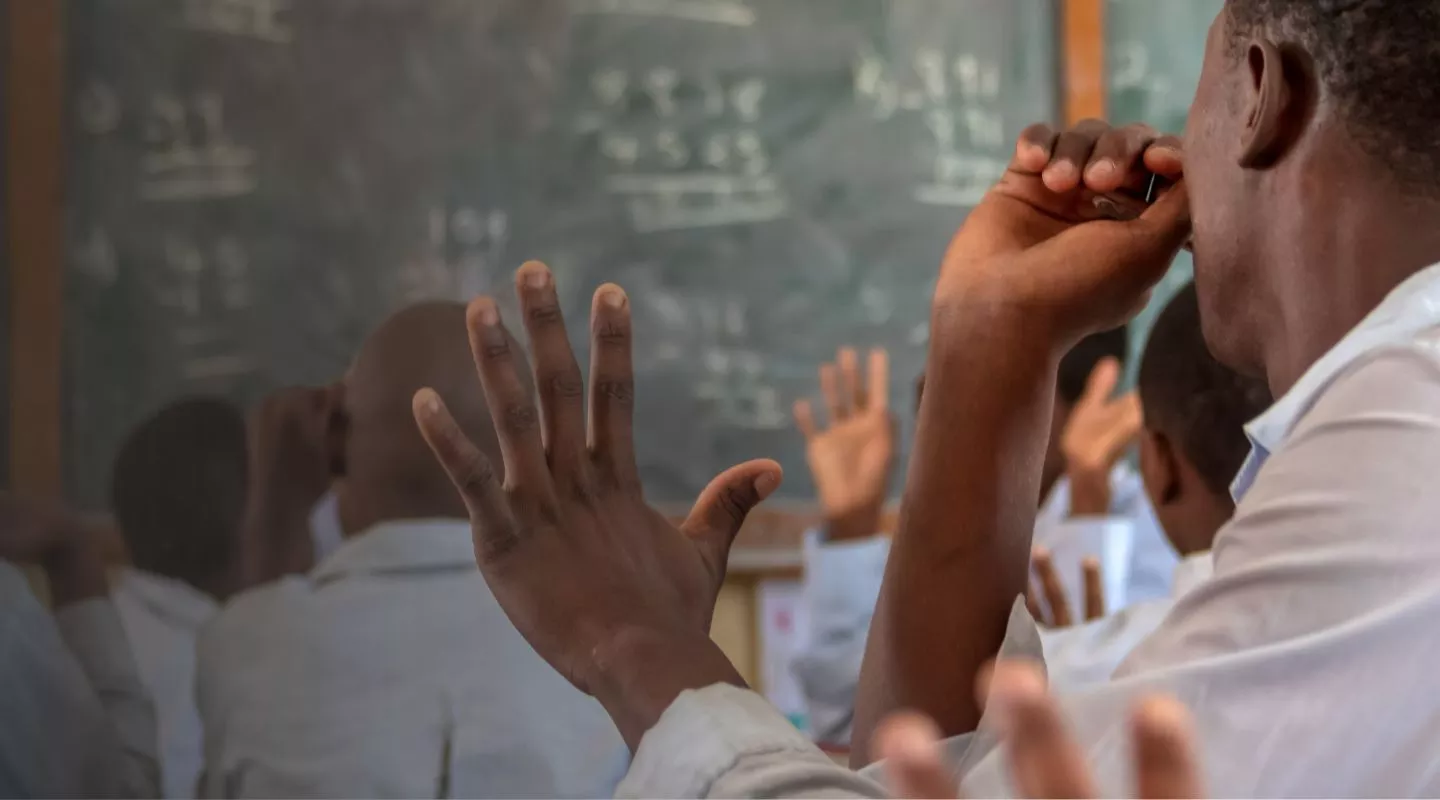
top-left (1133, 176), bottom-right (1192, 255)
top-left (680, 459), bottom-right (783, 569)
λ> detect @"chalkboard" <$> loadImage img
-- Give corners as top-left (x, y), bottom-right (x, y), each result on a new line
top-left (1106, 0), bottom-right (1223, 363)
top-left (63, 0), bottom-right (1059, 505)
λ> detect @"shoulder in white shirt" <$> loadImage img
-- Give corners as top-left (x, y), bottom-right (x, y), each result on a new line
top-left (614, 261), bottom-right (1440, 799)
top-left (113, 568), bottom-right (218, 799)
top-left (790, 461), bottom-right (1171, 746)
top-left (195, 519), bottom-right (628, 798)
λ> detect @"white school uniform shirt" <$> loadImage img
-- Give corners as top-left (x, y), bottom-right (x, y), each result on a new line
top-left (0, 561), bottom-right (160, 798)
top-left (195, 518), bottom-right (628, 799)
top-left (113, 568), bottom-right (219, 799)
top-left (789, 463), bottom-right (1172, 745)
top-left (615, 261), bottom-right (1440, 798)
top-left (1040, 550), bottom-right (1212, 692)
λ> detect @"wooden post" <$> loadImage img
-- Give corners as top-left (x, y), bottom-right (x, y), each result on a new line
top-left (1061, 0), bottom-right (1106, 124)
top-left (5, 0), bottom-right (65, 497)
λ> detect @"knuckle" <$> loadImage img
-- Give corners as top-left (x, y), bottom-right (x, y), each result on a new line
top-left (593, 378), bottom-right (635, 407)
top-left (543, 370), bottom-right (585, 401)
top-left (474, 520), bottom-right (522, 564)
top-left (593, 318), bottom-right (630, 346)
top-left (718, 483), bottom-right (758, 524)
top-left (457, 450), bottom-right (497, 496)
top-left (526, 302), bottom-right (565, 327)
top-left (500, 402), bottom-right (540, 435)
top-left (480, 338), bottom-right (512, 361)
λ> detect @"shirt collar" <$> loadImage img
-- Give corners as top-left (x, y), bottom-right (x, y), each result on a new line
top-left (309, 518), bottom-right (476, 584)
top-left (1171, 550), bottom-right (1213, 599)
top-left (118, 567), bottom-right (219, 629)
top-left (1232, 261), bottom-right (1440, 501)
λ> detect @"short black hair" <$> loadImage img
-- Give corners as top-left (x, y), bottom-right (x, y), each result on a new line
top-left (110, 397), bottom-right (249, 588)
top-left (1227, 0), bottom-right (1440, 193)
top-left (1138, 284), bottom-right (1272, 496)
top-left (1056, 327), bottom-right (1129, 406)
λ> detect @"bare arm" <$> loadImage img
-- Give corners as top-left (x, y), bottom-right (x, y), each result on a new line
top-left (850, 120), bottom-right (1191, 763)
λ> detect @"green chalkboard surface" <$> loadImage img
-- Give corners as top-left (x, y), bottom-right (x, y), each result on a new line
top-left (1106, 0), bottom-right (1223, 362)
top-left (64, 0), bottom-right (1059, 505)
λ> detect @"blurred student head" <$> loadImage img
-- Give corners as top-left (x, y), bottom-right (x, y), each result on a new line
top-left (1137, 284), bottom-right (1272, 555)
top-left (330, 301), bottom-right (529, 536)
top-left (111, 396), bottom-right (250, 599)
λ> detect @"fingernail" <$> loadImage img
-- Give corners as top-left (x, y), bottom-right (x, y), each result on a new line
top-left (1048, 161), bottom-right (1077, 180)
top-left (754, 471), bottom-right (781, 496)
top-left (599, 285), bottom-right (627, 309)
top-left (1087, 160), bottom-right (1116, 181)
top-left (1023, 143), bottom-right (1048, 161)
top-left (471, 297), bottom-right (499, 327)
top-left (521, 262), bottom-right (550, 289)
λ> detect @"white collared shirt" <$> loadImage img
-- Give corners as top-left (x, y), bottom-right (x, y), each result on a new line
top-left (1040, 550), bottom-right (1212, 691)
top-left (789, 464), bottom-right (1172, 746)
top-left (113, 568), bottom-right (219, 798)
top-left (196, 519), bottom-right (629, 798)
top-left (615, 262), bottom-right (1440, 798)
top-left (0, 562), bottom-right (159, 798)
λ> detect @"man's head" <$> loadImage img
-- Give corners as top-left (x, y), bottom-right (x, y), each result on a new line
top-left (1185, 1), bottom-right (1440, 379)
top-left (1137, 284), bottom-right (1272, 555)
top-left (332, 302), bottom-right (524, 535)
top-left (111, 397), bottom-right (249, 598)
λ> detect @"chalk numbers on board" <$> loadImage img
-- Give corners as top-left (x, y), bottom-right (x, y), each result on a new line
top-left (400, 206), bottom-right (510, 302)
top-left (579, 66), bottom-right (787, 233)
top-left (141, 91), bottom-right (257, 201)
top-left (154, 235), bottom-right (257, 382)
top-left (856, 46), bottom-right (1009, 207)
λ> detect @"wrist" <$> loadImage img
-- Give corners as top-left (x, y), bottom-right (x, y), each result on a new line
top-left (1066, 466), bottom-right (1112, 516)
top-left (823, 503), bottom-right (884, 542)
top-left (588, 625), bottom-right (746, 751)
top-left (43, 539), bottom-right (109, 608)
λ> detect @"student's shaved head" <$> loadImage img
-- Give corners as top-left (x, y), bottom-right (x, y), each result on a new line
top-left (336, 302), bottom-right (529, 533)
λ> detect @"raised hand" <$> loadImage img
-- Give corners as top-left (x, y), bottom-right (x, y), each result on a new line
top-left (874, 661), bottom-right (1203, 799)
top-left (412, 261), bottom-right (782, 749)
top-left (240, 386), bottom-right (341, 585)
top-left (0, 493), bottom-right (114, 606)
top-left (1026, 547), bottom-right (1105, 627)
top-left (940, 121), bottom-right (1189, 342)
top-left (1062, 357), bottom-right (1143, 517)
top-left (794, 347), bottom-right (896, 542)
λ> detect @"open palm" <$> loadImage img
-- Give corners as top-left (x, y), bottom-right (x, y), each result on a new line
top-left (794, 348), bottom-right (895, 539)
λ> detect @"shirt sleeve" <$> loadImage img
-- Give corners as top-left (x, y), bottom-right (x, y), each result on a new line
top-left (616, 684), bottom-right (887, 799)
top-left (1039, 597), bottom-right (1173, 691)
top-left (55, 598), bottom-right (162, 799)
top-left (789, 530), bottom-right (890, 745)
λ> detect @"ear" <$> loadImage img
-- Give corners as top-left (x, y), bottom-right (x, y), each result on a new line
top-left (1138, 429), bottom-right (1180, 507)
top-left (324, 382), bottom-right (350, 479)
top-left (1238, 38), bottom-right (1298, 168)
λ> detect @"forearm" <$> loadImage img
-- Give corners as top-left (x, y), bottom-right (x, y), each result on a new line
top-left (851, 295), bottom-right (1060, 764)
top-left (239, 489), bottom-right (315, 587)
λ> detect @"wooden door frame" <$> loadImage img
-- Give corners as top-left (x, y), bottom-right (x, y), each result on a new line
top-left (5, 0), bottom-right (65, 497)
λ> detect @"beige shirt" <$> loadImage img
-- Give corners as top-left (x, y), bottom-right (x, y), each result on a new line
top-left (618, 263), bottom-right (1440, 798)
top-left (197, 519), bottom-right (629, 798)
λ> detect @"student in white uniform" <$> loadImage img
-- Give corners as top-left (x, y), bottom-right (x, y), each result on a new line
top-left (788, 332), bottom-right (1172, 745)
top-left (0, 496), bottom-right (159, 798)
top-left (1039, 283), bottom-right (1271, 690)
top-left (108, 398), bottom-right (250, 798)
top-left (400, 3), bottom-right (1440, 786)
top-left (196, 302), bottom-right (628, 798)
